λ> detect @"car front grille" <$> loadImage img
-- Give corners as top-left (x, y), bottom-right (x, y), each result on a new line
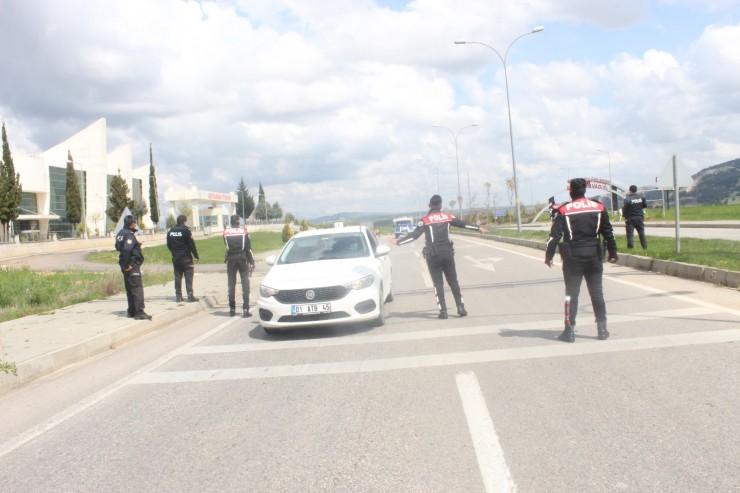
top-left (274, 285), bottom-right (350, 304)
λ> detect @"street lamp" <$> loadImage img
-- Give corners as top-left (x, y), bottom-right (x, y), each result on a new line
top-left (432, 124), bottom-right (478, 218)
top-left (456, 26), bottom-right (544, 232)
top-left (598, 149), bottom-right (613, 215)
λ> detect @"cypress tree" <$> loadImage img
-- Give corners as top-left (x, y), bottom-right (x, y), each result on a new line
top-left (236, 177), bottom-right (255, 220)
top-left (0, 123), bottom-right (22, 242)
top-left (107, 169), bottom-right (131, 224)
top-left (148, 144), bottom-right (160, 228)
top-left (64, 151), bottom-right (82, 237)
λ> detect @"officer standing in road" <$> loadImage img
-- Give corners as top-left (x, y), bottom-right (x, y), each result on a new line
top-left (114, 215), bottom-right (151, 320)
top-left (223, 214), bottom-right (255, 317)
top-left (622, 184), bottom-right (648, 250)
top-left (394, 194), bottom-right (486, 319)
top-left (545, 178), bottom-right (618, 342)
top-left (167, 214), bottom-right (200, 303)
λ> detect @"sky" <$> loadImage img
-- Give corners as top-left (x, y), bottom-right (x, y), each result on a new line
top-left (1, 0), bottom-right (739, 219)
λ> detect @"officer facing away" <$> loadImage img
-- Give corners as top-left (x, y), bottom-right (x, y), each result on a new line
top-left (394, 194), bottom-right (486, 319)
top-left (622, 184), bottom-right (648, 250)
top-left (223, 214), bottom-right (255, 317)
top-left (114, 215), bottom-right (151, 320)
top-left (167, 214), bottom-right (200, 302)
top-left (545, 178), bottom-right (618, 342)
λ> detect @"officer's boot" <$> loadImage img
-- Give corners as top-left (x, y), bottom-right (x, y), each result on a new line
top-left (438, 309), bottom-right (448, 319)
top-left (229, 305), bottom-right (236, 317)
top-left (243, 308), bottom-right (252, 318)
top-left (558, 323), bottom-right (575, 343)
top-left (597, 320), bottom-right (609, 340)
top-left (457, 304), bottom-right (468, 317)
top-left (175, 293), bottom-right (184, 303)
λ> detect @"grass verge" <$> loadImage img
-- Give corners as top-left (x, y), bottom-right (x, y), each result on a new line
top-left (486, 228), bottom-right (740, 272)
top-left (84, 231), bottom-right (284, 264)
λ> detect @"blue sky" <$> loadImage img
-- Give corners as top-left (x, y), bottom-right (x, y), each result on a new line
top-left (1, 0), bottom-right (739, 218)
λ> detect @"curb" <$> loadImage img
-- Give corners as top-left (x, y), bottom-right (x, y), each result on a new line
top-left (0, 295), bottom-right (222, 396)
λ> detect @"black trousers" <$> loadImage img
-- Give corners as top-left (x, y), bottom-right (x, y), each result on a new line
top-left (123, 264), bottom-right (146, 316)
top-left (227, 259), bottom-right (250, 309)
top-left (625, 216), bottom-right (647, 249)
top-left (172, 258), bottom-right (195, 298)
top-left (425, 248), bottom-right (463, 312)
top-left (562, 254), bottom-right (606, 325)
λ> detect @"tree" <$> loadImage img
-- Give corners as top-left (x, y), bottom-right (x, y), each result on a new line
top-left (0, 123), bottom-right (22, 242)
top-left (284, 212), bottom-right (296, 224)
top-left (148, 144), bottom-right (160, 229)
top-left (281, 222), bottom-right (294, 243)
top-left (235, 177), bottom-right (255, 219)
top-left (300, 218), bottom-right (310, 231)
top-left (269, 201), bottom-right (283, 220)
top-left (64, 151), bottom-right (83, 237)
top-left (255, 182), bottom-right (268, 221)
top-left (107, 170), bottom-right (131, 224)
top-left (130, 198), bottom-right (149, 225)
top-left (505, 177), bottom-right (515, 222)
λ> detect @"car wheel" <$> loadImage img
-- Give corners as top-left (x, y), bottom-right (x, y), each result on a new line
top-left (372, 284), bottom-right (386, 327)
top-left (385, 279), bottom-right (394, 302)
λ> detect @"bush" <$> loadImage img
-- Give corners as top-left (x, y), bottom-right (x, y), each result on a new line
top-left (281, 223), bottom-right (294, 243)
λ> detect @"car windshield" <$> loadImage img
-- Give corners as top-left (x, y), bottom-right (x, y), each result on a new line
top-left (278, 233), bottom-right (369, 263)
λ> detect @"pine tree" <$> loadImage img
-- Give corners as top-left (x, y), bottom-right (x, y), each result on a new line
top-left (107, 169), bottom-right (131, 224)
top-left (0, 123), bottom-right (22, 242)
top-left (235, 177), bottom-right (255, 219)
top-left (255, 182), bottom-right (267, 221)
top-left (148, 144), bottom-right (160, 228)
top-left (65, 151), bottom-right (82, 237)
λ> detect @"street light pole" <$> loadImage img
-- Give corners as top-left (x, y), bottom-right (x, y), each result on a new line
top-left (432, 124), bottom-right (478, 218)
top-left (598, 149), bottom-right (613, 215)
top-left (456, 26), bottom-right (544, 232)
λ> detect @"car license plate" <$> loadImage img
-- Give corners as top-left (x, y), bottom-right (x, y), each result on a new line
top-left (291, 303), bottom-right (331, 316)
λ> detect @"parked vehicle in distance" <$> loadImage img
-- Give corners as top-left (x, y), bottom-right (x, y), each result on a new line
top-left (257, 226), bottom-right (393, 334)
top-left (392, 217), bottom-right (415, 238)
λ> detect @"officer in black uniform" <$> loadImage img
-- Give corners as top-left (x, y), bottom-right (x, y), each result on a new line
top-left (545, 178), bottom-right (618, 342)
top-left (115, 215), bottom-right (151, 320)
top-left (395, 195), bottom-right (486, 319)
top-left (167, 214), bottom-right (200, 302)
top-left (622, 184), bottom-right (648, 250)
top-left (223, 214), bottom-right (255, 317)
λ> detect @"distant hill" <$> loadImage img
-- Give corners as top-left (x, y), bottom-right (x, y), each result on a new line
top-left (684, 158), bottom-right (740, 205)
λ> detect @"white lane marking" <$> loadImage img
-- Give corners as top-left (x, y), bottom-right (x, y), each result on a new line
top-left (457, 236), bottom-right (740, 317)
top-left (456, 371), bottom-right (516, 493)
top-left (0, 318), bottom-right (237, 459)
top-left (133, 328), bottom-right (740, 384)
top-left (182, 307), bottom-right (718, 354)
top-left (464, 255), bottom-right (504, 273)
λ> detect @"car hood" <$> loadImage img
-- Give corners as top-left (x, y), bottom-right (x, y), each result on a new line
top-left (262, 259), bottom-right (379, 289)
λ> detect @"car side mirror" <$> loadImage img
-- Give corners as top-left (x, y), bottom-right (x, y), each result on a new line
top-left (266, 255), bottom-right (276, 266)
top-left (375, 245), bottom-right (391, 257)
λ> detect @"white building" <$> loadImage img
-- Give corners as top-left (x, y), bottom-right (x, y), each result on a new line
top-left (11, 118), bottom-right (239, 240)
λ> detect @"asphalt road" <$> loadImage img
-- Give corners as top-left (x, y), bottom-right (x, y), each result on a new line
top-left (524, 223), bottom-right (740, 241)
top-left (1, 236), bottom-right (738, 492)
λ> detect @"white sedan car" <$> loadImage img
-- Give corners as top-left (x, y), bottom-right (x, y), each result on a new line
top-left (257, 226), bottom-right (393, 334)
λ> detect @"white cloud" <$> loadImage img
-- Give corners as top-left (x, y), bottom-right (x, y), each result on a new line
top-left (1, 0), bottom-right (738, 217)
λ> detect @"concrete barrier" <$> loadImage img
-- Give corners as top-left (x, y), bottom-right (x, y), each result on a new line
top-left (702, 268), bottom-right (727, 286)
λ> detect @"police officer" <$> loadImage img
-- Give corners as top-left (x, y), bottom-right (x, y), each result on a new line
top-left (545, 178), bottom-right (618, 342)
top-left (114, 215), bottom-right (151, 320)
top-left (395, 195), bottom-right (486, 319)
top-left (622, 184), bottom-right (648, 250)
top-left (223, 214), bottom-right (255, 317)
top-left (167, 214), bottom-right (200, 302)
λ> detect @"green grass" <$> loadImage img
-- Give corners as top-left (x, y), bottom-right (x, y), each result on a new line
top-left (484, 229), bottom-right (740, 271)
top-left (85, 231), bottom-right (285, 264)
top-left (0, 267), bottom-right (172, 323)
top-left (645, 204), bottom-right (740, 221)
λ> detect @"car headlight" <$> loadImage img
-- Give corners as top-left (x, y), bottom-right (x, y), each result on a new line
top-left (342, 275), bottom-right (374, 290)
top-left (260, 284), bottom-right (280, 298)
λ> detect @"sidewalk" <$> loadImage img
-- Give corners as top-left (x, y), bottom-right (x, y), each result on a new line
top-left (0, 269), bottom-right (259, 396)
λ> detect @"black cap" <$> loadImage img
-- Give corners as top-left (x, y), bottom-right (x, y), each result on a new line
top-left (230, 214), bottom-right (241, 227)
top-left (176, 214), bottom-right (187, 225)
top-left (629, 185), bottom-right (637, 193)
top-left (429, 194), bottom-right (442, 207)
